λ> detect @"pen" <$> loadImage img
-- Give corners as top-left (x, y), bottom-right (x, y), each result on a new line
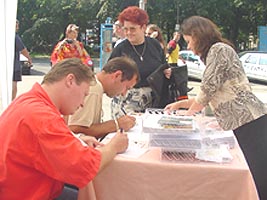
top-left (114, 117), bottom-right (120, 131)
top-left (121, 107), bottom-right (127, 115)
top-left (114, 118), bottom-right (124, 133)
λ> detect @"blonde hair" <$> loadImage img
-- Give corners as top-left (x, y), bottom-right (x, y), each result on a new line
top-left (65, 24), bottom-right (79, 34)
top-left (42, 58), bottom-right (95, 86)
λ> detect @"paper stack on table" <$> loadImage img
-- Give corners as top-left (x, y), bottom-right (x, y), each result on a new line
top-left (202, 130), bottom-right (236, 149)
top-left (195, 145), bottom-right (233, 163)
top-left (199, 118), bottom-right (236, 149)
top-left (142, 109), bottom-right (235, 163)
top-left (142, 112), bottom-right (202, 151)
top-left (143, 114), bottom-right (198, 135)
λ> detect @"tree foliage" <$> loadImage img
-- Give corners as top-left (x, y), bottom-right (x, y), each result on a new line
top-left (16, 0), bottom-right (267, 53)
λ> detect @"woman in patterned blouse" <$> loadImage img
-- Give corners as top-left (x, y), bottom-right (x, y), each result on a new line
top-left (165, 15), bottom-right (267, 199)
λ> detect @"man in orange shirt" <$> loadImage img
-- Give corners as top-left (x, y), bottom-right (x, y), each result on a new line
top-left (0, 58), bottom-right (128, 199)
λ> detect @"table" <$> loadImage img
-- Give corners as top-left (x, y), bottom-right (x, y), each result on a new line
top-left (90, 146), bottom-right (258, 200)
top-left (78, 115), bottom-right (259, 200)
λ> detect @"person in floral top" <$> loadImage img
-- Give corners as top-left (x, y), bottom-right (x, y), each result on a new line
top-left (50, 24), bottom-right (93, 68)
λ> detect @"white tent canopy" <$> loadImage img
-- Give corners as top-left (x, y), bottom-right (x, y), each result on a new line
top-left (0, 0), bottom-right (17, 113)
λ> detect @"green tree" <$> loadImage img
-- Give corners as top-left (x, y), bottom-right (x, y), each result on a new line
top-left (16, 0), bottom-right (267, 54)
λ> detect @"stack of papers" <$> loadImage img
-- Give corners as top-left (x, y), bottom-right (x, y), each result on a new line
top-left (150, 134), bottom-right (202, 150)
top-left (161, 150), bottom-right (198, 163)
top-left (142, 113), bottom-right (202, 151)
top-left (161, 145), bottom-right (233, 164)
top-left (143, 114), bottom-right (197, 135)
top-left (158, 116), bottom-right (194, 129)
top-left (202, 130), bottom-right (236, 149)
top-left (196, 145), bottom-right (233, 163)
top-left (142, 109), bottom-right (235, 163)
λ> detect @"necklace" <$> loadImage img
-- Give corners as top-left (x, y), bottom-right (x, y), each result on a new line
top-left (131, 41), bottom-right (146, 61)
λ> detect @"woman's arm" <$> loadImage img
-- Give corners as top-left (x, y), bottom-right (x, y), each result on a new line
top-left (165, 98), bottom-right (194, 111)
top-left (186, 100), bottom-right (204, 115)
top-left (165, 98), bottom-right (204, 115)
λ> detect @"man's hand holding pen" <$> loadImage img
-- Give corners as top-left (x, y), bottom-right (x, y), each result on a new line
top-left (108, 108), bottom-right (136, 153)
top-left (110, 117), bottom-right (128, 153)
top-left (117, 115), bottom-right (136, 131)
top-left (108, 130), bottom-right (128, 153)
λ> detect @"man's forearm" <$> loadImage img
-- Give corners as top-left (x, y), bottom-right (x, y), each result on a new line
top-left (69, 120), bottom-right (116, 139)
top-left (97, 144), bottom-right (117, 172)
top-left (21, 48), bottom-right (32, 64)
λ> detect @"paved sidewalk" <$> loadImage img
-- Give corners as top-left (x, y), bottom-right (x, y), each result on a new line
top-left (1, 57), bottom-right (267, 116)
top-left (0, 57), bottom-right (113, 119)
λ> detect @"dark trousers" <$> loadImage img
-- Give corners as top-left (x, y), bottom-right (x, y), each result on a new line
top-left (234, 114), bottom-right (267, 200)
top-left (55, 184), bottom-right (78, 200)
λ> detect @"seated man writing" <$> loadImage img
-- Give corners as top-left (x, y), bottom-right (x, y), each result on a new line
top-left (68, 56), bottom-right (140, 139)
top-left (0, 58), bottom-right (129, 199)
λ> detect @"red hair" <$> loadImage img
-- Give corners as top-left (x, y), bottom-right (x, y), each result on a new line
top-left (118, 6), bottom-right (149, 26)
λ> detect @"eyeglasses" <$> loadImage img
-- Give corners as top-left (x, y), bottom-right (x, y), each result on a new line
top-left (123, 25), bottom-right (141, 33)
top-left (145, 32), bottom-right (153, 36)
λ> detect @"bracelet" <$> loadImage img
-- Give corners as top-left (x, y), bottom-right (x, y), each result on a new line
top-left (114, 118), bottom-right (119, 131)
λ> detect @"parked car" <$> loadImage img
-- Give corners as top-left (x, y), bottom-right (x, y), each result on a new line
top-left (239, 51), bottom-right (267, 83)
top-left (179, 50), bottom-right (205, 80)
top-left (20, 54), bottom-right (32, 75)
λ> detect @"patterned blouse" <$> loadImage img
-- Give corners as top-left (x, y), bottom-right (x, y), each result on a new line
top-left (196, 42), bottom-right (267, 130)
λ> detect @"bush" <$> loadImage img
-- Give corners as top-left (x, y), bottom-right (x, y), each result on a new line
top-left (22, 18), bottom-right (62, 54)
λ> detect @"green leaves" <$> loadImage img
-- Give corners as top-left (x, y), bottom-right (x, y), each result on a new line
top-left (17, 0), bottom-right (267, 53)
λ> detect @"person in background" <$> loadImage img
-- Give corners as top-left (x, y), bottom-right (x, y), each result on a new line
top-left (0, 58), bottom-right (128, 199)
top-left (68, 56), bottom-right (139, 139)
top-left (12, 19), bottom-right (32, 100)
top-left (50, 24), bottom-right (93, 68)
top-left (166, 31), bottom-right (181, 67)
top-left (165, 15), bottom-right (267, 199)
top-left (145, 24), bottom-right (166, 54)
top-left (109, 6), bottom-right (169, 117)
top-left (113, 20), bottom-right (126, 48)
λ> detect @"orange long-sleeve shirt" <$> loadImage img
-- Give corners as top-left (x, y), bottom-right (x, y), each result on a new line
top-left (0, 83), bottom-right (101, 200)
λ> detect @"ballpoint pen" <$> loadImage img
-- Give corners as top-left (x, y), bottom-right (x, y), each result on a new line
top-left (99, 114), bottom-right (121, 142)
top-left (99, 116), bottom-right (122, 142)
top-left (113, 113), bottom-right (124, 133)
top-left (114, 118), bottom-right (124, 133)
top-left (121, 107), bottom-right (127, 115)
top-left (113, 115), bottom-right (120, 131)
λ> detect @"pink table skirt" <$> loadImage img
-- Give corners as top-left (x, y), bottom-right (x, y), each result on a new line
top-left (79, 144), bottom-right (258, 200)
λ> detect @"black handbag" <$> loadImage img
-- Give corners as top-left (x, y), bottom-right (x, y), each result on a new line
top-left (170, 64), bottom-right (189, 101)
top-left (147, 63), bottom-right (188, 108)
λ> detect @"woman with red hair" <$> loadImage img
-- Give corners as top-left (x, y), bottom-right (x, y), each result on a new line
top-left (109, 6), bottom-right (169, 117)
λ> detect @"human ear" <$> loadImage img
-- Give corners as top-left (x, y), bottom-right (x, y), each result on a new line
top-left (65, 74), bottom-right (75, 87)
top-left (113, 70), bottom-right (123, 82)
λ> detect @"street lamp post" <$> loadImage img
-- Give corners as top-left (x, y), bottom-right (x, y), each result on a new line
top-left (175, 0), bottom-right (180, 31)
top-left (139, 0), bottom-right (147, 10)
